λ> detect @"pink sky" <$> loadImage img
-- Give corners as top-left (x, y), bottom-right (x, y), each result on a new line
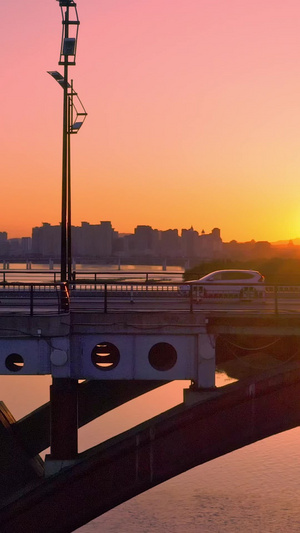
top-left (2, 0), bottom-right (300, 242)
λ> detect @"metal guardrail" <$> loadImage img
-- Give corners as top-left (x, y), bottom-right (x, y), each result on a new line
top-left (0, 279), bottom-right (300, 315)
top-left (175, 281), bottom-right (300, 315)
top-left (69, 281), bottom-right (182, 314)
top-left (69, 280), bottom-right (300, 315)
top-left (0, 282), bottom-right (69, 315)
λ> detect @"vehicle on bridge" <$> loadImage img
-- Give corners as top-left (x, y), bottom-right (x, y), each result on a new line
top-left (179, 269), bottom-right (265, 300)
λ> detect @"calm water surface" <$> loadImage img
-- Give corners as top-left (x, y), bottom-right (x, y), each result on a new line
top-left (0, 263), bottom-right (184, 283)
top-left (77, 428), bottom-right (300, 532)
top-left (74, 375), bottom-right (300, 533)
top-left (1, 374), bottom-right (299, 532)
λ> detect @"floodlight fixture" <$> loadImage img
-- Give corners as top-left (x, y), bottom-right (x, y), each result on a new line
top-left (69, 91), bottom-right (87, 133)
top-left (57, 0), bottom-right (73, 6)
top-left (47, 70), bottom-right (71, 88)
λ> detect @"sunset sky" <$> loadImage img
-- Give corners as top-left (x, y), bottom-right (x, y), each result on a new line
top-left (2, 0), bottom-right (300, 242)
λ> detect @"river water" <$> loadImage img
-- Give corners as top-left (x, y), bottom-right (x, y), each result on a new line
top-left (0, 263), bottom-right (184, 284)
top-left (74, 379), bottom-right (300, 533)
top-left (77, 429), bottom-right (300, 533)
top-left (1, 265), bottom-right (300, 531)
top-left (1, 375), bottom-right (299, 532)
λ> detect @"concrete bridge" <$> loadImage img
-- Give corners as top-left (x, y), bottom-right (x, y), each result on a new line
top-left (0, 305), bottom-right (300, 531)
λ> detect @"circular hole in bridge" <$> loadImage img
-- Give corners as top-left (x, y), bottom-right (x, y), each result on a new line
top-left (148, 342), bottom-right (177, 371)
top-left (91, 342), bottom-right (120, 371)
top-left (5, 353), bottom-right (24, 372)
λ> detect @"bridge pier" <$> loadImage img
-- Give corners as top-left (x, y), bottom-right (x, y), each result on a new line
top-left (46, 378), bottom-right (78, 473)
top-left (194, 333), bottom-right (216, 389)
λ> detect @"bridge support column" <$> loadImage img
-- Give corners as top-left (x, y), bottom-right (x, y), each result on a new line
top-left (48, 378), bottom-right (78, 463)
top-left (195, 333), bottom-right (216, 389)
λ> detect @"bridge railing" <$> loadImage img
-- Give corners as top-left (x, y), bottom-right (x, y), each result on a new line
top-left (68, 280), bottom-right (300, 314)
top-left (0, 282), bottom-right (69, 315)
top-left (1, 279), bottom-right (300, 314)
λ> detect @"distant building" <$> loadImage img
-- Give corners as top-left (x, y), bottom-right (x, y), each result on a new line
top-left (32, 221), bottom-right (116, 259)
top-left (197, 227), bottom-right (223, 259)
top-left (73, 221), bottom-right (115, 258)
top-left (181, 227), bottom-right (199, 257)
top-left (160, 229), bottom-right (180, 258)
top-left (133, 225), bottom-right (159, 257)
top-left (32, 223), bottom-right (60, 257)
top-left (0, 232), bottom-right (9, 257)
top-left (7, 238), bottom-right (22, 257)
top-left (21, 237), bottom-right (32, 256)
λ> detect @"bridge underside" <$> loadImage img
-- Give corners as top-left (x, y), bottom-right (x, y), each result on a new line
top-left (13, 379), bottom-right (170, 458)
top-left (1, 362), bottom-right (300, 533)
top-left (0, 380), bottom-right (170, 502)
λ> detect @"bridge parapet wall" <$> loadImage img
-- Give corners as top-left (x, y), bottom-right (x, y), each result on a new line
top-left (0, 312), bottom-right (215, 387)
top-left (1, 312), bottom-right (300, 388)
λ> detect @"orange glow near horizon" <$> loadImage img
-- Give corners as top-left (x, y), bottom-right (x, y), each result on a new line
top-left (2, 1), bottom-right (300, 243)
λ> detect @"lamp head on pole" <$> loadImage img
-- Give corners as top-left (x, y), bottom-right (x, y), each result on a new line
top-left (57, 0), bottom-right (80, 66)
top-left (56, 0), bottom-right (75, 6)
top-left (47, 71), bottom-right (87, 133)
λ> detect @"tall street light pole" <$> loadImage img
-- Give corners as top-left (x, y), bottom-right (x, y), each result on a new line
top-left (67, 86), bottom-right (72, 280)
top-left (61, 10), bottom-right (69, 283)
top-left (46, 0), bottom-right (86, 463)
top-left (48, 1), bottom-right (86, 284)
top-left (57, 0), bottom-right (79, 283)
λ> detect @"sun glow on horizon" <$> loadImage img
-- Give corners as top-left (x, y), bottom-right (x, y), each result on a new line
top-left (2, 1), bottom-right (300, 243)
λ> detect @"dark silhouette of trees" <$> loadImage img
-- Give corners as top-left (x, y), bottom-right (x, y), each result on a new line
top-left (184, 258), bottom-right (300, 285)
